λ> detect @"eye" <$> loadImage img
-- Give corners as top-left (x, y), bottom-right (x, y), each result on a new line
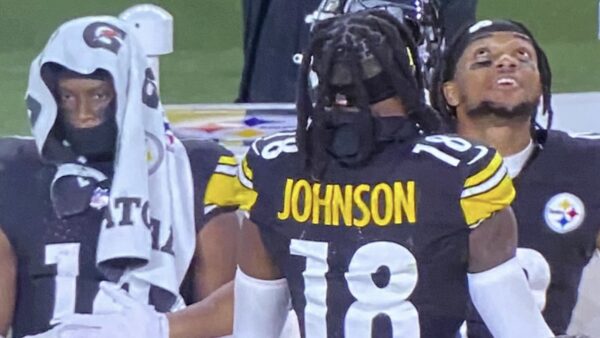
top-left (93, 92), bottom-right (110, 100)
top-left (517, 49), bottom-right (531, 60)
top-left (470, 48), bottom-right (492, 68)
top-left (475, 48), bottom-right (489, 58)
top-left (60, 93), bottom-right (73, 101)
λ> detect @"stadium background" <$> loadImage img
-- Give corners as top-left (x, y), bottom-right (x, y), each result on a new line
top-left (0, 0), bottom-right (599, 136)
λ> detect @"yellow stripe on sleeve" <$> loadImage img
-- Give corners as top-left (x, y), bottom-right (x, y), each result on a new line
top-left (204, 173), bottom-right (243, 208)
top-left (461, 173), bottom-right (516, 227)
top-left (235, 156), bottom-right (258, 211)
top-left (237, 185), bottom-right (258, 211)
top-left (464, 152), bottom-right (502, 188)
top-left (241, 157), bottom-right (253, 182)
top-left (203, 170), bottom-right (258, 212)
top-left (218, 155), bottom-right (237, 166)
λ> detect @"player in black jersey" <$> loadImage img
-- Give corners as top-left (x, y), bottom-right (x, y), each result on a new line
top-left (232, 10), bottom-right (552, 338)
top-left (0, 17), bottom-right (241, 338)
top-left (431, 19), bottom-right (600, 337)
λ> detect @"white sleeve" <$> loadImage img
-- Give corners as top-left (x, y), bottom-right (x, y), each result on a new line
top-left (468, 257), bottom-right (554, 338)
top-left (233, 267), bottom-right (291, 338)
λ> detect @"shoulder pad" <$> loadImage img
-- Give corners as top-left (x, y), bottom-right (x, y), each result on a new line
top-left (565, 131), bottom-right (600, 141)
top-left (181, 138), bottom-right (235, 173)
top-left (0, 136), bottom-right (38, 166)
top-left (546, 130), bottom-right (600, 160)
top-left (181, 138), bottom-right (233, 161)
top-left (564, 131), bottom-right (600, 150)
top-left (412, 134), bottom-right (495, 168)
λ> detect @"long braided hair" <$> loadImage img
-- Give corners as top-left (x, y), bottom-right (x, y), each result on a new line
top-left (430, 19), bottom-right (554, 141)
top-left (297, 9), bottom-right (443, 178)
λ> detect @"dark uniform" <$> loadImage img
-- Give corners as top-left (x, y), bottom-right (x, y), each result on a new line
top-left (237, 130), bottom-right (515, 338)
top-left (0, 137), bottom-right (240, 338)
top-left (238, 0), bottom-right (321, 102)
top-left (467, 130), bottom-right (600, 337)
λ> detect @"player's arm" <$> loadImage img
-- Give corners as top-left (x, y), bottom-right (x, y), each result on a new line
top-left (167, 281), bottom-right (235, 338)
top-left (468, 208), bottom-right (553, 338)
top-left (168, 215), bottom-right (281, 338)
top-left (0, 227), bottom-right (16, 336)
top-left (192, 212), bottom-right (239, 300)
top-left (463, 151), bottom-right (553, 338)
top-left (172, 143), bottom-right (290, 338)
top-left (233, 143), bottom-right (291, 338)
top-left (468, 207), bottom-right (516, 272)
top-left (189, 151), bottom-right (241, 301)
top-left (234, 217), bottom-right (290, 338)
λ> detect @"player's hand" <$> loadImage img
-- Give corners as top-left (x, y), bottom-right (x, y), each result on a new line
top-left (31, 282), bottom-right (169, 338)
top-left (79, 281), bottom-right (168, 338)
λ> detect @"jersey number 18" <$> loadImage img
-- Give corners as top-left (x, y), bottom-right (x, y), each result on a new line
top-left (291, 239), bottom-right (420, 338)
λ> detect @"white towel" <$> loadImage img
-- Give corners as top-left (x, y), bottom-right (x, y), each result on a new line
top-left (25, 16), bottom-right (195, 312)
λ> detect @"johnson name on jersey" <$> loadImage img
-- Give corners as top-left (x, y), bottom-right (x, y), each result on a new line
top-left (236, 130), bottom-right (515, 338)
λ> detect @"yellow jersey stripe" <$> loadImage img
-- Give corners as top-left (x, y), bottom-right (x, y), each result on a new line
top-left (461, 174), bottom-right (515, 226)
top-left (204, 173), bottom-right (244, 208)
top-left (462, 165), bottom-right (507, 198)
top-left (241, 157), bottom-right (254, 181)
top-left (464, 152), bottom-right (502, 188)
top-left (218, 155), bottom-right (237, 166)
top-left (236, 156), bottom-right (257, 210)
top-left (238, 187), bottom-right (258, 211)
top-left (214, 164), bottom-right (237, 177)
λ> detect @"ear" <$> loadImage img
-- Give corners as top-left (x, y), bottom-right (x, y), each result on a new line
top-left (442, 81), bottom-right (460, 107)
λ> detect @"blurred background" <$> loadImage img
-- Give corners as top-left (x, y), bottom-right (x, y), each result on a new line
top-left (0, 0), bottom-right (599, 135)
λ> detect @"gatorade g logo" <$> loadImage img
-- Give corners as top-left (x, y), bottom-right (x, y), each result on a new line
top-left (83, 22), bottom-right (127, 54)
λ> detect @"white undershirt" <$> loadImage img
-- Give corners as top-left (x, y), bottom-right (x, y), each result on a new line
top-left (502, 140), bottom-right (534, 178)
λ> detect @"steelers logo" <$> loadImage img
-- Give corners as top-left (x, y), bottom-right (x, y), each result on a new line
top-left (544, 193), bottom-right (585, 234)
top-left (145, 132), bottom-right (164, 175)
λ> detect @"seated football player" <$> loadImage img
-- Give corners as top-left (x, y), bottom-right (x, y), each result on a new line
top-left (232, 9), bottom-right (552, 338)
top-left (0, 16), bottom-right (240, 338)
top-left (431, 19), bottom-right (600, 337)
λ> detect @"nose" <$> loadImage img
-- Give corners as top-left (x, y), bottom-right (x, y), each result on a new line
top-left (73, 99), bottom-right (100, 128)
top-left (495, 54), bottom-right (518, 72)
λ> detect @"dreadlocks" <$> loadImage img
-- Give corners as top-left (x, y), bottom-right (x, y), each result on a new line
top-left (430, 19), bottom-right (554, 142)
top-left (297, 9), bottom-right (443, 178)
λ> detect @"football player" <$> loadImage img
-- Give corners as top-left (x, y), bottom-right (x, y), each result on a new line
top-left (431, 19), bottom-right (600, 337)
top-left (0, 16), bottom-right (240, 338)
top-left (233, 10), bottom-right (552, 338)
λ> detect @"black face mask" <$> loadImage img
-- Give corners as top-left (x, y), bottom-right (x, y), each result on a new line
top-left (324, 108), bottom-right (375, 166)
top-left (62, 115), bottom-right (117, 162)
top-left (324, 109), bottom-right (420, 166)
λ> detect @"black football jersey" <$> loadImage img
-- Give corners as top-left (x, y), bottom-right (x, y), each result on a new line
top-left (0, 137), bottom-right (240, 337)
top-left (467, 130), bottom-right (600, 337)
top-left (237, 131), bottom-right (515, 338)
